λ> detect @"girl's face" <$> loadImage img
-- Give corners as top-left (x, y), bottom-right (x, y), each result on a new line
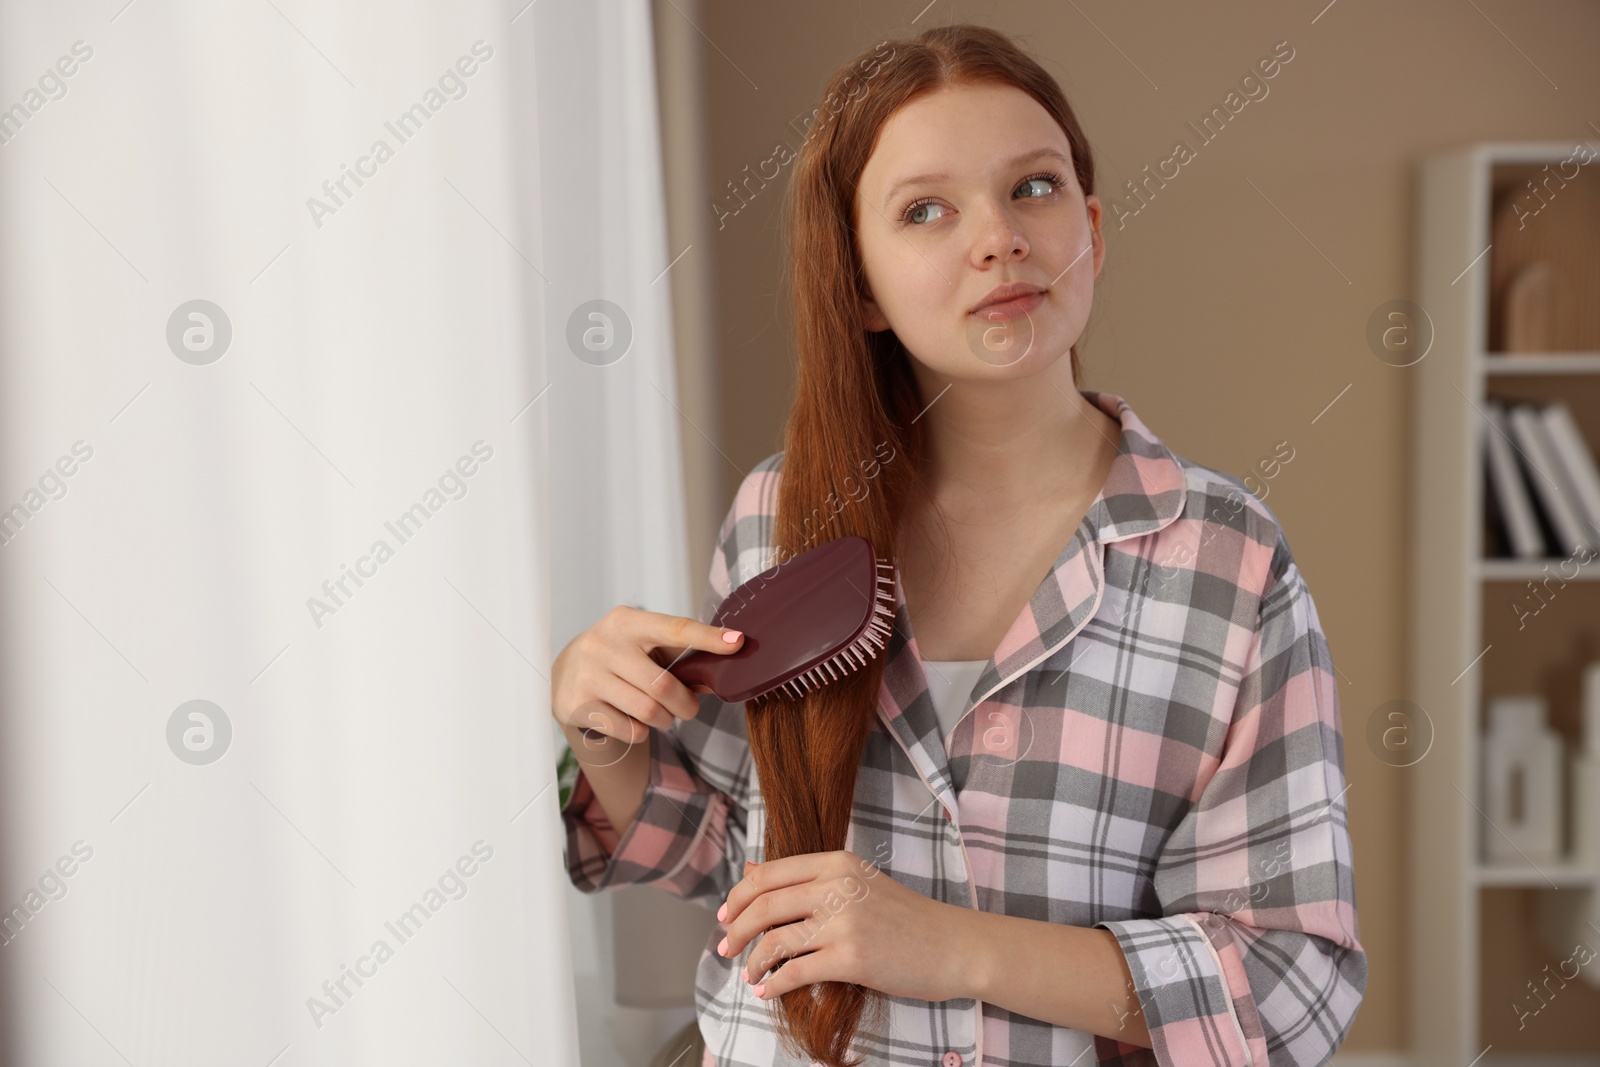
top-left (854, 82), bottom-right (1103, 381)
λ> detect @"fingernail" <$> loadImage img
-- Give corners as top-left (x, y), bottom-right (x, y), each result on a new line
top-left (741, 965), bottom-right (750, 981)
top-left (717, 902), bottom-right (728, 921)
top-left (717, 936), bottom-right (729, 956)
top-left (722, 630), bottom-right (742, 643)
top-left (753, 983), bottom-right (766, 998)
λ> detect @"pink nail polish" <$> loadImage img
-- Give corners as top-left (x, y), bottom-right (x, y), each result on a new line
top-left (753, 983), bottom-right (766, 998)
top-left (717, 902), bottom-right (728, 921)
top-left (717, 935), bottom-right (729, 956)
top-left (722, 630), bottom-right (742, 643)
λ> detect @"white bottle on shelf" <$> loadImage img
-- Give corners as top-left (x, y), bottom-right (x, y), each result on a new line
top-left (1575, 663), bottom-right (1600, 871)
top-left (1483, 695), bottom-right (1564, 866)
top-left (1536, 663), bottom-right (1600, 990)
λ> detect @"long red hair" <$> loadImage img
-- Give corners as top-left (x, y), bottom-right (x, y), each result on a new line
top-left (749, 23), bottom-right (1095, 1066)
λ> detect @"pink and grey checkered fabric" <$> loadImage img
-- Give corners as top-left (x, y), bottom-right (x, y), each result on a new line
top-left (562, 389), bottom-right (1366, 1067)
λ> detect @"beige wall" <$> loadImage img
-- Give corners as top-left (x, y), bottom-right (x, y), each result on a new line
top-left (657, 0), bottom-right (1600, 1053)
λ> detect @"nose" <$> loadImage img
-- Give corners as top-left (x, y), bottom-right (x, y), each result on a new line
top-left (968, 198), bottom-right (1029, 265)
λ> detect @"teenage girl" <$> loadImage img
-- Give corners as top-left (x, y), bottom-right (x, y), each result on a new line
top-left (554, 23), bottom-right (1364, 1067)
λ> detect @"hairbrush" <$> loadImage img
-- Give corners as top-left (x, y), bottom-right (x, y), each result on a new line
top-left (668, 535), bottom-right (897, 703)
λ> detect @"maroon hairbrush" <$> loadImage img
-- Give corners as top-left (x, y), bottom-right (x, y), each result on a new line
top-left (668, 535), bottom-right (897, 703)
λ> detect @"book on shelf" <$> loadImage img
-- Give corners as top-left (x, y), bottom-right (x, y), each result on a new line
top-left (1483, 399), bottom-right (1546, 558)
top-left (1482, 398), bottom-right (1600, 559)
top-left (1509, 402), bottom-right (1592, 554)
top-left (1543, 401), bottom-right (1600, 550)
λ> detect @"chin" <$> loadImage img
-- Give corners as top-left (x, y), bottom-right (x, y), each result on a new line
top-left (959, 318), bottom-right (1076, 373)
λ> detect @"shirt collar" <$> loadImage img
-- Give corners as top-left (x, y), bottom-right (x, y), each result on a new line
top-left (873, 389), bottom-right (1188, 811)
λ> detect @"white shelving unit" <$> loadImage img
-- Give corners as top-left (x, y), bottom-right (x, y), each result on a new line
top-left (1408, 142), bottom-right (1600, 1066)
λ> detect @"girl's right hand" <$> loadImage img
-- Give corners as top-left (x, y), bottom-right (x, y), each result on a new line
top-left (551, 605), bottom-right (745, 746)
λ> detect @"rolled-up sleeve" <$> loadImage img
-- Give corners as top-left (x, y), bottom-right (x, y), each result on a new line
top-left (561, 718), bottom-right (743, 905)
top-left (1096, 533), bottom-right (1367, 1066)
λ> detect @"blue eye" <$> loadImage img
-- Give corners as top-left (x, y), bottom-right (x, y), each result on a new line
top-left (1017, 170), bottom-right (1065, 198)
top-left (897, 169), bottom-right (1067, 225)
top-left (901, 199), bottom-right (949, 225)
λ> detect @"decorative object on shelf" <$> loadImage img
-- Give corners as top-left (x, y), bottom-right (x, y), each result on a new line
top-left (1489, 153), bottom-right (1600, 352)
top-left (1503, 260), bottom-right (1557, 352)
top-left (1482, 694), bottom-right (1565, 866)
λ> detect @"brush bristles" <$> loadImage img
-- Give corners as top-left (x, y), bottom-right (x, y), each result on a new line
top-left (773, 562), bottom-right (897, 700)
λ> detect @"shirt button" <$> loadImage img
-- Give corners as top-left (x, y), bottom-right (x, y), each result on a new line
top-left (941, 1052), bottom-right (961, 1067)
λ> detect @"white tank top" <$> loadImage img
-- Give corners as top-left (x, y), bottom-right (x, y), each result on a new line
top-left (922, 659), bottom-right (989, 741)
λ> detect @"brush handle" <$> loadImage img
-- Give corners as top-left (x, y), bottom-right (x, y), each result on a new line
top-left (666, 649), bottom-right (722, 694)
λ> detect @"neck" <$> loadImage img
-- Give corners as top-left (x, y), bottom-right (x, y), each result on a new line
top-left (910, 355), bottom-right (1119, 504)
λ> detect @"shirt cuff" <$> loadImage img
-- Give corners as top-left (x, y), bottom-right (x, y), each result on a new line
top-left (560, 726), bottom-right (731, 896)
top-left (1095, 914), bottom-right (1264, 1067)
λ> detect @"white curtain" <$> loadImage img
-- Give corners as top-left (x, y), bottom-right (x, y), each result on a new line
top-left (536, 0), bottom-right (708, 1061)
top-left (0, 0), bottom-right (686, 1063)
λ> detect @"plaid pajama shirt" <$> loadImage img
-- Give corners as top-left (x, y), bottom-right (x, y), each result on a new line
top-left (561, 389), bottom-right (1366, 1066)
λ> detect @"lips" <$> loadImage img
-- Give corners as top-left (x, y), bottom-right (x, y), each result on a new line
top-left (970, 283), bottom-right (1046, 315)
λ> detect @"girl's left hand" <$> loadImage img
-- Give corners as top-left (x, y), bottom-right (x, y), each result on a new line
top-left (716, 850), bottom-right (972, 1003)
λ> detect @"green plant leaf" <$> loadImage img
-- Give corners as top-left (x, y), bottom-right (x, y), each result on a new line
top-left (557, 742), bottom-right (580, 810)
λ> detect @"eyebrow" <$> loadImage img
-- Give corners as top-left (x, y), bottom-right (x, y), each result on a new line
top-left (880, 147), bottom-right (1073, 210)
